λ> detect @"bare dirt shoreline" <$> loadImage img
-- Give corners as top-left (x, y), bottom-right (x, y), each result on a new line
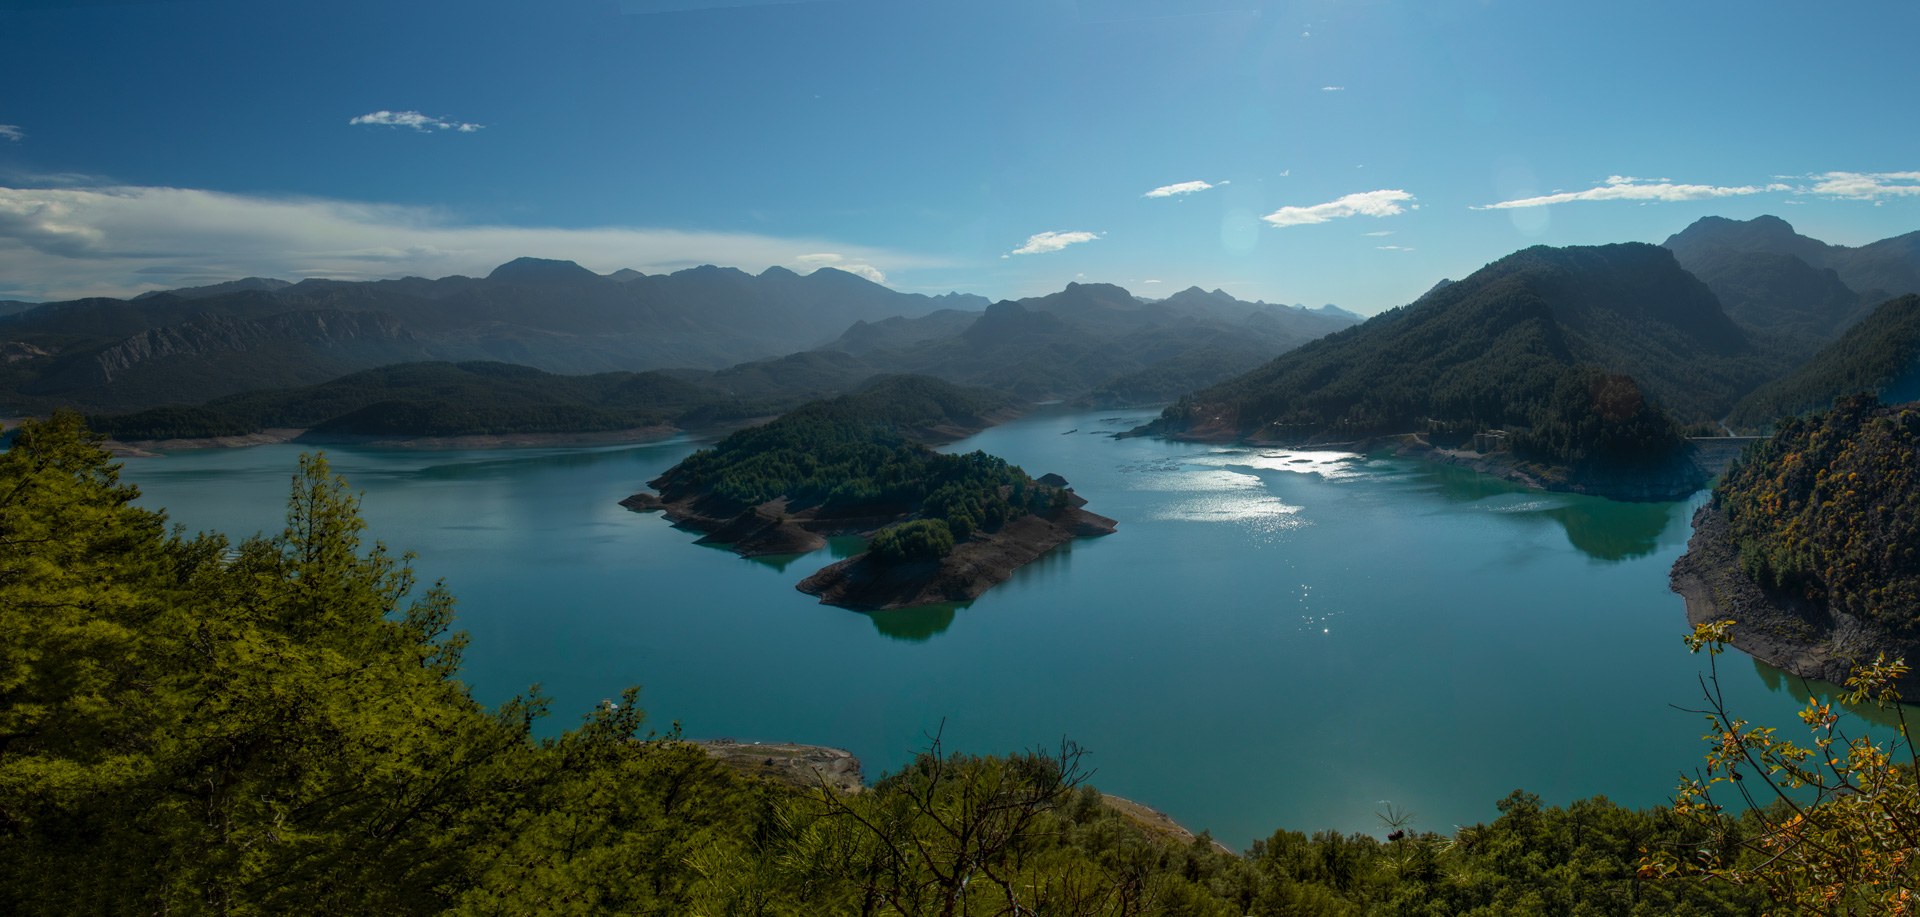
top-left (1669, 504), bottom-right (1920, 693)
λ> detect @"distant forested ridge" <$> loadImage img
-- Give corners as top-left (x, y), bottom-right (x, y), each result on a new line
top-left (1714, 393), bottom-right (1920, 631)
top-left (1138, 242), bottom-right (1783, 470)
top-left (0, 412), bottom-right (1778, 914)
top-left (0, 259), bottom-right (978, 413)
top-left (85, 360), bottom-right (773, 440)
top-left (1725, 294), bottom-right (1920, 429)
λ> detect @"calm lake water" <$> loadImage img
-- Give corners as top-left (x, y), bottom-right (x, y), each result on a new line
top-left (116, 406), bottom-right (1840, 846)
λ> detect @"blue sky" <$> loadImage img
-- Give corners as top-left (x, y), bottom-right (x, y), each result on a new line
top-left (2, 0), bottom-right (1916, 310)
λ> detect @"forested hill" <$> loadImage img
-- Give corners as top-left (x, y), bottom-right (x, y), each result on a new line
top-left (1136, 242), bottom-right (1784, 467)
top-left (0, 259), bottom-right (977, 413)
top-left (1727, 293), bottom-right (1920, 429)
top-left (1714, 393), bottom-right (1920, 631)
top-left (85, 361), bottom-right (776, 440)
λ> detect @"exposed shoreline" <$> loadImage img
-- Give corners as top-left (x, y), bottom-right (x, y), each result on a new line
top-left (1669, 504), bottom-right (1920, 692)
top-left (625, 479), bottom-right (1115, 610)
top-left (1137, 427), bottom-right (1730, 503)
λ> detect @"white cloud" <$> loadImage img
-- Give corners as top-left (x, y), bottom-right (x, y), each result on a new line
top-left (1008, 230), bottom-right (1101, 256)
top-left (1261, 190), bottom-right (1414, 228)
top-left (1144, 180), bottom-right (1215, 198)
top-left (1474, 175), bottom-right (1789, 210)
top-left (792, 252), bottom-right (885, 283)
top-left (350, 110), bottom-right (485, 133)
top-left (1321, 86), bottom-right (1344, 91)
top-left (1363, 230), bottom-right (1394, 237)
top-left (1803, 171), bottom-right (1920, 200)
top-left (0, 125), bottom-right (21, 142)
top-left (1376, 245), bottom-right (1414, 251)
top-left (0, 184), bottom-right (936, 300)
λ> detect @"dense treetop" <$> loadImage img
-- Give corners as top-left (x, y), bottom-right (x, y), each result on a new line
top-left (1715, 393), bottom-right (1920, 630)
top-left (664, 375), bottom-right (1054, 542)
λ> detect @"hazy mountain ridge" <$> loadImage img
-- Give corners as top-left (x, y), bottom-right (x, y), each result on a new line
top-left (1665, 215), bottom-right (1920, 335)
top-left (0, 260), bottom-right (972, 412)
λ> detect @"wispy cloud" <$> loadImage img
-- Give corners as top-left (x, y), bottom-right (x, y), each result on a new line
top-left (1262, 190), bottom-right (1414, 228)
top-left (1376, 245), bottom-right (1414, 251)
top-left (1007, 230), bottom-right (1101, 256)
top-left (350, 110), bottom-right (485, 133)
top-left (0, 184), bottom-right (937, 300)
top-left (1321, 86), bottom-right (1345, 92)
top-left (1474, 175), bottom-right (1788, 210)
top-left (793, 252), bottom-right (885, 283)
top-left (1803, 171), bottom-right (1920, 200)
top-left (1363, 230), bottom-right (1394, 237)
top-left (0, 125), bottom-right (22, 142)
top-left (1144, 180), bottom-right (1216, 198)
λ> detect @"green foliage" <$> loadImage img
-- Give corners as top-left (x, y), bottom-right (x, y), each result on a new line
top-left (1727, 293), bottom-right (1920, 430)
top-left (1714, 392), bottom-right (1920, 630)
top-left (868, 519), bottom-right (956, 562)
top-left (0, 412), bottom-right (761, 915)
top-left (1509, 368), bottom-right (1687, 468)
top-left (1658, 622), bottom-right (1920, 914)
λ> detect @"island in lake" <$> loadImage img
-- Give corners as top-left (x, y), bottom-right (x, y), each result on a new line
top-left (621, 374), bottom-right (1116, 610)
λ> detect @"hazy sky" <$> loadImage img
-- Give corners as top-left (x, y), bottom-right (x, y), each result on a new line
top-left (2, 0), bottom-right (1916, 310)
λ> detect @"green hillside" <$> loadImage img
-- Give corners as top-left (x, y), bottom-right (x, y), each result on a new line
top-left (1726, 294), bottom-right (1920, 429)
top-left (87, 361), bottom-right (751, 439)
top-left (1139, 243), bottom-right (1782, 467)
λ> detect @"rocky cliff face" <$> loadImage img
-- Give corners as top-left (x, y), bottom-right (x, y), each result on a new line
top-left (29, 310), bottom-right (418, 393)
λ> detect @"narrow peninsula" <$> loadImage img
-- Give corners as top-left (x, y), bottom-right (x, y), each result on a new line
top-left (622, 375), bottom-right (1116, 610)
top-left (1670, 394), bottom-right (1920, 691)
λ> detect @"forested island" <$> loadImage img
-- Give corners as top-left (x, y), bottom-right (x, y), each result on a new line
top-left (623, 375), bottom-right (1116, 609)
top-left (1671, 393), bottom-right (1920, 689)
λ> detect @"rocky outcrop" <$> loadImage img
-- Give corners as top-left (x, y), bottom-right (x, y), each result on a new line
top-left (1669, 504), bottom-right (1920, 692)
top-left (696, 740), bottom-right (866, 793)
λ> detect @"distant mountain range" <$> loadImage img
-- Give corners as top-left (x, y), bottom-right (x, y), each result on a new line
top-left (1664, 215), bottom-right (1920, 349)
top-left (1137, 242), bottom-right (1787, 465)
top-left (0, 259), bottom-right (991, 413)
top-left (82, 279), bottom-right (1361, 437)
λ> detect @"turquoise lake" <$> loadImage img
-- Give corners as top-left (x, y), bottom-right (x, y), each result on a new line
top-left (114, 406), bottom-right (1839, 847)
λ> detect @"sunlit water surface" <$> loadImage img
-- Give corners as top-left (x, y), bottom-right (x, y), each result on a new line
top-left (118, 407), bottom-right (1843, 846)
